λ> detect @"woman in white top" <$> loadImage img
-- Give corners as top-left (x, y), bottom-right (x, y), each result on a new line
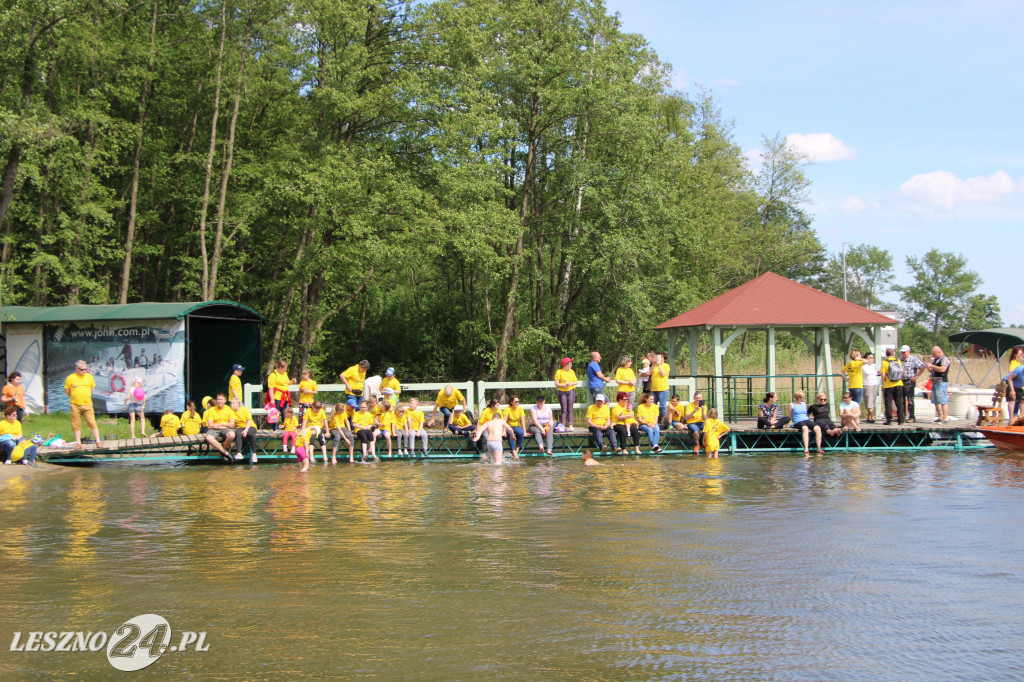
top-left (838, 391), bottom-right (862, 431)
top-left (861, 352), bottom-right (880, 423)
top-left (529, 395), bottom-right (555, 456)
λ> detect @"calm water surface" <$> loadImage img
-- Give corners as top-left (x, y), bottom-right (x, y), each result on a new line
top-left (2, 452), bottom-right (1023, 680)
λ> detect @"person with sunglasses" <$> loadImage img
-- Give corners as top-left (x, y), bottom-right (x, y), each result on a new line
top-left (789, 391), bottom-right (822, 455)
top-left (502, 396), bottom-right (527, 458)
top-left (809, 392), bottom-right (843, 438)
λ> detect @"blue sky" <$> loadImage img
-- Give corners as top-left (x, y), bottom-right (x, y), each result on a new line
top-left (604, 0), bottom-right (1021, 324)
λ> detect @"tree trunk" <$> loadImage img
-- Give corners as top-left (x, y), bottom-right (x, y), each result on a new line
top-left (198, 2), bottom-right (227, 299)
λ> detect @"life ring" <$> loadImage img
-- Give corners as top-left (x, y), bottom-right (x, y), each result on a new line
top-left (110, 374), bottom-right (126, 392)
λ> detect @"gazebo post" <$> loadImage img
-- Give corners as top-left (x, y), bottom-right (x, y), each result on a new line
top-left (766, 327), bottom-right (777, 394)
top-left (873, 324), bottom-right (883, 418)
top-left (666, 329), bottom-right (678, 377)
top-left (712, 326), bottom-right (725, 414)
top-left (822, 327), bottom-right (835, 420)
top-left (688, 328), bottom-right (700, 377)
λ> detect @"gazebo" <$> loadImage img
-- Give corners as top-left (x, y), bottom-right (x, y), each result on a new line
top-left (655, 272), bottom-right (896, 417)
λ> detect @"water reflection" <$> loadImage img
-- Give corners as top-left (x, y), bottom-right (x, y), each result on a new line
top-left (1, 452), bottom-right (1022, 679)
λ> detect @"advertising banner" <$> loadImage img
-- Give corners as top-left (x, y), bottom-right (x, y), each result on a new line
top-left (45, 320), bottom-right (186, 414)
top-left (5, 324), bottom-right (45, 413)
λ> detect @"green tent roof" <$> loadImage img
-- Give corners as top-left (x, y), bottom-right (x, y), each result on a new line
top-left (947, 328), bottom-right (1024, 357)
top-left (1, 301), bottom-right (265, 324)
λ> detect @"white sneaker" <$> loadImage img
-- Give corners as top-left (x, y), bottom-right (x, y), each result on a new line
top-left (251, 454), bottom-right (258, 463)
top-left (3, 460), bottom-right (9, 465)
top-left (234, 453), bottom-right (242, 460)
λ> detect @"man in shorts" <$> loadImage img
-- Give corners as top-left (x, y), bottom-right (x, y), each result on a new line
top-left (472, 412), bottom-right (517, 465)
top-left (64, 360), bottom-right (103, 450)
top-left (205, 393), bottom-right (238, 461)
top-left (925, 345), bottom-right (951, 423)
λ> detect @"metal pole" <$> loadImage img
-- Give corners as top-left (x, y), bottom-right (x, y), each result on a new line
top-left (841, 242), bottom-right (850, 301)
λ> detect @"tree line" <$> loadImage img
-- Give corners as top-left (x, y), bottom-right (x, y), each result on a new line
top-left (0, 0), bottom-right (999, 381)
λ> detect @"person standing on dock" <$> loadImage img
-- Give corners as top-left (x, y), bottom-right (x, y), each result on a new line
top-left (554, 358), bottom-right (577, 430)
top-left (228, 364), bottom-right (245, 404)
top-left (64, 360), bottom-right (103, 450)
top-left (899, 346), bottom-right (925, 423)
top-left (925, 346), bottom-right (951, 424)
top-left (586, 352), bottom-right (611, 405)
top-left (649, 352), bottom-right (670, 424)
top-left (380, 368), bottom-right (401, 405)
top-left (881, 349), bottom-right (905, 426)
top-left (267, 360), bottom-right (295, 430)
top-left (340, 360), bottom-right (370, 409)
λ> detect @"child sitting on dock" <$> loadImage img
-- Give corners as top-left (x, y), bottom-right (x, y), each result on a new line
top-left (375, 400), bottom-right (398, 457)
top-left (281, 407), bottom-right (299, 453)
top-left (702, 408), bottom-right (730, 458)
top-left (350, 400), bottom-right (379, 461)
top-left (160, 409), bottom-right (181, 437)
top-left (393, 403), bottom-right (409, 456)
top-left (329, 402), bottom-right (354, 464)
top-left (302, 400), bottom-right (329, 464)
top-left (180, 401), bottom-right (202, 436)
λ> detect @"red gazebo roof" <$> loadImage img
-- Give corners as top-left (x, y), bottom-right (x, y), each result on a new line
top-left (655, 272), bottom-right (895, 329)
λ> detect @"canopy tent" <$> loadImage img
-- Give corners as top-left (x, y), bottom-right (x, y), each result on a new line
top-left (655, 272), bottom-right (896, 419)
top-left (947, 327), bottom-right (1024, 386)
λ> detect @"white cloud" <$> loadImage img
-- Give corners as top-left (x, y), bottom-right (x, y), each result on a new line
top-left (786, 132), bottom-right (857, 162)
top-left (839, 196), bottom-right (867, 212)
top-left (897, 170), bottom-right (1018, 211)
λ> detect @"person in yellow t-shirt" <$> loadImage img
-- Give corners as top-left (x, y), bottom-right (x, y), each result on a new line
top-left (302, 400), bottom-right (329, 463)
top-left (611, 391), bottom-right (641, 454)
top-left (159, 410), bottom-right (181, 437)
top-left (374, 401), bottom-right (398, 457)
top-left (230, 398), bottom-right (259, 463)
top-left (0, 407), bottom-right (38, 465)
top-left (665, 394), bottom-right (687, 431)
top-left (842, 350), bottom-right (865, 405)
top-left (350, 400), bottom-right (379, 461)
top-left (281, 407), bottom-right (299, 453)
top-left (340, 360), bottom-right (370, 408)
top-left (295, 425), bottom-right (312, 472)
top-left (267, 360), bottom-right (295, 430)
top-left (614, 356), bottom-right (638, 405)
top-left (64, 360), bottom-right (103, 450)
top-left (447, 404), bottom-right (478, 453)
top-left (586, 394), bottom-right (617, 452)
top-left (393, 403), bottom-right (409, 456)
top-left (636, 392), bottom-right (662, 453)
top-left (405, 397), bottom-right (428, 456)
top-left (702, 408), bottom-right (730, 458)
top-left (204, 394), bottom-right (237, 461)
top-left (428, 385), bottom-right (466, 428)
top-left (502, 396), bottom-right (527, 458)
top-left (228, 363), bottom-right (245, 404)
top-left (881, 348), bottom-right (905, 425)
top-left (180, 400), bottom-right (203, 436)
top-left (553, 357), bottom-right (578, 430)
top-left (681, 392), bottom-right (708, 453)
top-left (329, 402), bottom-right (354, 463)
top-left (380, 368), bottom-right (401, 405)
top-left (649, 353), bottom-right (670, 424)
top-left (478, 399), bottom-right (500, 426)
top-left (297, 369), bottom-right (318, 420)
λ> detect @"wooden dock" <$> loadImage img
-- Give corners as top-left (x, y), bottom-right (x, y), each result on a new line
top-left (38, 420), bottom-right (993, 465)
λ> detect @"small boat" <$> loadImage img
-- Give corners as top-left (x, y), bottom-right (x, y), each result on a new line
top-left (977, 425), bottom-right (1024, 452)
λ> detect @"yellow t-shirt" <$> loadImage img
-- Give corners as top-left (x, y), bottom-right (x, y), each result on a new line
top-left (703, 418), bottom-right (729, 450)
top-left (233, 406), bottom-right (254, 429)
top-left (305, 407), bottom-right (327, 429)
top-left (844, 359), bottom-right (865, 389)
top-left (380, 377), bottom-right (401, 399)
top-left (478, 407), bottom-right (499, 425)
top-left (554, 368), bottom-right (577, 392)
top-left (450, 412), bottom-right (471, 428)
top-left (636, 403), bottom-right (659, 426)
top-left (228, 375), bottom-right (243, 403)
top-left (206, 405), bottom-right (236, 427)
top-left (351, 411), bottom-right (375, 430)
top-left (1010, 359), bottom-right (1020, 373)
top-left (342, 365), bottom-right (366, 394)
top-left (160, 414), bottom-right (181, 436)
top-left (329, 412), bottom-right (348, 430)
top-left (881, 358), bottom-right (902, 390)
top-left (64, 372), bottom-right (96, 406)
top-left (180, 411), bottom-right (202, 435)
top-left (268, 369), bottom-right (291, 400)
top-left (298, 379), bottom-right (318, 404)
top-left (0, 419), bottom-right (23, 439)
top-left (586, 404), bottom-right (611, 427)
top-left (282, 415), bottom-right (299, 431)
top-left (435, 389), bottom-right (465, 410)
top-left (370, 404), bottom-right (383, 417)
top-left (615, 367), bottom-right (637, 391)
top-left (295, 429), bottom-right (308, 448)
top-left (502, 405), bottom-right (525, 425)
top-left (684, 403), bottom-right (707, 424)
top-left (667, 401), bottom-right (686, 423)
top-left (379, 411), bottom-right (400, 434)
top-left (611, 403), bottom-right (637, 425)
top-left (407, 409), bottom-right (425, 430)
top-left (650, 363), bottom-right (669, 392)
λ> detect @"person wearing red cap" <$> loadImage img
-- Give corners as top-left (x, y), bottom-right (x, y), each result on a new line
top-left (554, 357), bottom-right (578, 430)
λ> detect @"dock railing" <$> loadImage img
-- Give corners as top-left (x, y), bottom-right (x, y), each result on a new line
top-left (675, 374), bottom-right (849, 421)
top-left (244, 381), bottom-right (475, 418)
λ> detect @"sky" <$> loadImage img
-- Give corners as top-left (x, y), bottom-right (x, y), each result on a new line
top-left (603, 0), bottom-right (1022, 324)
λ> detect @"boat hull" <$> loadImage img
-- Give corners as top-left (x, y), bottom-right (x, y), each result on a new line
top-left (978, 426), bottom-right (1024, 452)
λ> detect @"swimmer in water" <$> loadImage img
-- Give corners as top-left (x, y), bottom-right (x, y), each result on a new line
top-left (581, 450), bottom-right (603, 466)
top-left (472, 412), bottom-right (517, 464)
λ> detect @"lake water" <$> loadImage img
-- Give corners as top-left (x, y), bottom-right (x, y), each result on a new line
top-left (2, 452), bottom-right (1023, 679)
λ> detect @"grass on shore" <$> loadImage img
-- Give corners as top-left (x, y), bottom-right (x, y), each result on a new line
top-left (19, 412), bottom-right (154, 442)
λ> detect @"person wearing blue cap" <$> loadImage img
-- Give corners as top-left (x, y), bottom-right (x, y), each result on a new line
top-left (380, 367), bottom-right (401, 406)
top-left (228, 363), bottom-right (245, 404)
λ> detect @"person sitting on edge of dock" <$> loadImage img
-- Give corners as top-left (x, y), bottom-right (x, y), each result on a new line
top-left (230, 398), bottom-right (258, 464)
top-left (586, 393), bottom-right (617, 454)
top-left (180, 400), bottom-right (202, 436)
top-left (447, 404), bottom-right (478, 452)
top-left (529, 395), bottom-right (555, 456)
top-left (473, 410), bottom-right (518, 464)
top-left (682, 392), bottom-right (707, 454)
top-left (809, 392), bottom-right (843, 438)
top-left (159, 409), bottom-right (181, 437)
top-left (838, 392), bottom-right (861, 431)
top-left (428, 385), bottom-right (466, 429)
top-left (757, 392), bottom-right (790, 430)
top-left (1, 406), bottom-right (38, 466)
top-left (204, 393), bottom-right (237, 462)
top-left (789, 391), bottom-right (823, 455)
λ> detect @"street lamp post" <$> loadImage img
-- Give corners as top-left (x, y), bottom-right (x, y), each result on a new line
top-left (841, 242), bottom-right (851, 301)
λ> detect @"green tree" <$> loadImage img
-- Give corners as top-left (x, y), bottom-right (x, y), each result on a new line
top-left (963, 293), bottom-right (1002, 331)
top-left (894, 249), bottom-right (983, 344)
top-left (816, 244), bottom-right (894, 307)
